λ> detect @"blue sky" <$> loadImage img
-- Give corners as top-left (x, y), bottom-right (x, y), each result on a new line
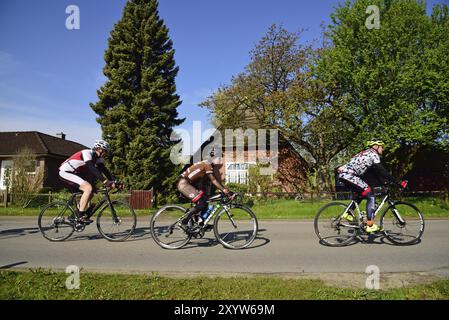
top-left (0, 0), bottom-right (444, 147)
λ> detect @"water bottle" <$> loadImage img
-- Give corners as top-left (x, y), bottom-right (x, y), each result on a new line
top-left (201, 204), bottom-right (214, 220)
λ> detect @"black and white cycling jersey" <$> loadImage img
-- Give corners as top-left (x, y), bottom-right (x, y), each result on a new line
top-left (339, 148), bottom-right (381, 176)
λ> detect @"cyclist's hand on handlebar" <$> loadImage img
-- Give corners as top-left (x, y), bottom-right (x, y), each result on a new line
top-left (103, 180), bottom-right (115, 188)
top-left (115, 181), bottom-right (124, 190)
top-left (227, 191), bottom-right (237, 200)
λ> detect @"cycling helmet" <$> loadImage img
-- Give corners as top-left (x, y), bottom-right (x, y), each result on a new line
top-left (366, 139), bottom-right (385, 148)
top-left (93, 139), bottom-right (110, 151)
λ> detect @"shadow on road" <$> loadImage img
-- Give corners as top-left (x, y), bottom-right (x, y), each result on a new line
top-left (127, 227), bottom-right (152, 241)
top-left (64, 226), bottom-right (153, 242)
top-left (318, 233), bottom-right (422, 247)
top-left (0, 261), bottom-right (28, 269)
top-left (67, 234), bottom-right (104, 241)
top-left (177, 228), bottom-right (270, 250)
top-left (0, 227), bottom-right (39, 240)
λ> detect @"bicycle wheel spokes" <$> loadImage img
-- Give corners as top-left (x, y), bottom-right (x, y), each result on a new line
top-left (314, 202), bottom-right (358, 247)
top-left (150, 205), bottom-right (191, 249)
top-left (38, 201), bottom-right (75, 241)
top-left (214, 206), bottom-right (258, 249)
top-left (97, 201), bottom-right (136, 241)
top-left (381, 202), bottom-right (424, 245)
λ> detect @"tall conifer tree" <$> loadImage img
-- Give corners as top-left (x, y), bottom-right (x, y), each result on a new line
top-left (91, 0), bottom-right (184, 196)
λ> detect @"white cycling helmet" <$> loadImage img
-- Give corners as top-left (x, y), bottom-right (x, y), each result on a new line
top-left (93, 139), bottom-right (110, 151)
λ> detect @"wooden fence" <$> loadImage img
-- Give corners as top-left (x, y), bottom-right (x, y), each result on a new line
top-left (130, 189), bottom-right (154, 209)
top-left (0, 189), bottom-right (153, 209)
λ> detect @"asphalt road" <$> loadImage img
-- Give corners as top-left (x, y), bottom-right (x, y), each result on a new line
top-left (1, 217), bottom-right (449, 280)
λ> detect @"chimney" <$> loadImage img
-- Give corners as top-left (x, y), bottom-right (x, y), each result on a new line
top-left (56, 132), bottom-right (66, 140)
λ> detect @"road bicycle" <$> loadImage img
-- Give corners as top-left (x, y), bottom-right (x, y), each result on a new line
top-left (150, 192), bottom-right (258, 249)
top-left (314, 185), bottom-right (425, 246)
top-left (38, 186), bottom-right (136, 242)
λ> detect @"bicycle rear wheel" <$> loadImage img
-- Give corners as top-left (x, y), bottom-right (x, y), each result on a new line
top-left (97, 201), bottom-right (136, 241)
top-left (214, 205), bottom-right (258, 249)
top-left (314, 202), bottom-right (359, 247)
top-left (150, 205), bottom-right (192, 249)
top-left (37, 201), bottom-right (75, 241)
top-left (380, 202), bottom-right (424, 245)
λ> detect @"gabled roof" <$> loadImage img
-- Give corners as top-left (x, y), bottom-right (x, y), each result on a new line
top-left (183, 128), bottom-right (303, 165)
top-left (0, 131), bottom-right (88, 157)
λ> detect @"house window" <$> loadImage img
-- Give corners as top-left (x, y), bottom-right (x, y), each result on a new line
top-left (0, 160), bottom-right (13, 190)
top-left (225, 162), bottom-right (253, 184)
top-left (25, 160), bottom-right (37, 175)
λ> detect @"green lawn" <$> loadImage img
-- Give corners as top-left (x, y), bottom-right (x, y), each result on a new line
top-left (1, 269), bottom-right (448, 300)
top-left (1, 198), bottom-right (448, 219)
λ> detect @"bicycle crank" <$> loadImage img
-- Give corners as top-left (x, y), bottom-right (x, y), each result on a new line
top-left (74, 223), bottom-right (86, 232)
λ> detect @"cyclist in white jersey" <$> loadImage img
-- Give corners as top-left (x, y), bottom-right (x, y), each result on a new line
top-left (59, 140), bottom-right (115, 223)
top-left (337, 140), bottom-right (407, 233)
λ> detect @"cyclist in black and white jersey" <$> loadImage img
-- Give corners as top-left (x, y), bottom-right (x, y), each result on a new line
top-left (59, 139), bottom-right (116, 223)
top-left (337, 140), bottom-right (407, 233)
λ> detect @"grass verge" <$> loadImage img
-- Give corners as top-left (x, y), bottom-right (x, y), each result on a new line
top-left (1, 269), bottom-right (448, 300)
top-left (1, 198), bottom-right (448, 219)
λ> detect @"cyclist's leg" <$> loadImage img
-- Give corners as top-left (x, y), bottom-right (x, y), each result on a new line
top-left (177, 178), bottom-right (207, 225)
top-left (338, 173), bottom-right (368, 219)
top-left (78, 182), bottom-right (93, 212)
top-left (361, 187), bottom-right (376, 225)
top-left (340, 173), bottom-right (379, 230)
top-left (59, 171), bottom-right (92, 216)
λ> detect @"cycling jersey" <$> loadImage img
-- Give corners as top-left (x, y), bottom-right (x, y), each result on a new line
top-left (59, 149), bottom-right (113, 189)
top-left (338, 148), bottom-right (400, 190)
top-left (339, 148), bottom-right (380, 176)
top-left (180, 160), bottom-right (213, 184)
top-left (59, 149), bottom-right (104, 174)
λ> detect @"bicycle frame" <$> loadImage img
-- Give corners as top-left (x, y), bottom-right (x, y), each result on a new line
top-left (176, 194), bottom-right (237, 231)
top-left (203, 196), bottom-right (236, 227)
top-left (341, 191), bottom-right (406, 228)
top-left (67, 188), bottom-right (118, 220)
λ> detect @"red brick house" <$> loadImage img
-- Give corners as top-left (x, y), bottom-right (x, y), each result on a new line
top-left (0, 131), bottom-right (87, 190)
top-left (183, 130), bottom-right (309, 193)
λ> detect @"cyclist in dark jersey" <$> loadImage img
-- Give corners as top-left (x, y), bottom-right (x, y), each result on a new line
top-left (59, 139), bottom-right (116, 223)
top-left (177, 154), bottom-right (231, 229)
top-left (337, 140), bottom-right (407, 233)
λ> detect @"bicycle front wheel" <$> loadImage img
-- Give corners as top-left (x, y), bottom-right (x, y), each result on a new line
top-left (314, 202), bottom-right (359, 247)
top-left (214, 205), bottom-right (258, 249)
top-left (150, 205), bottom-right (192, 249)
top-left (37, 201), bottom-right (75, 241)
top-left (97, 201), bottom-right (136, 241)
top-left (380, 202), bottom-right (425, 245)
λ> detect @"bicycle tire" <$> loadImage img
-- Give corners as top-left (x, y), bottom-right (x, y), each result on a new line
top-left (37, 201), bottom-right (75, 241)
top-left (97, 200), bottom-right (136, 241)
top-left (380, 201), bottom-right (425, 245)
top-left (150, 205), bottom-right (192, 249)
top-left (213, 204), bottom-right (258, 249)
top-left (314, 202), bottom-right (359, 247)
